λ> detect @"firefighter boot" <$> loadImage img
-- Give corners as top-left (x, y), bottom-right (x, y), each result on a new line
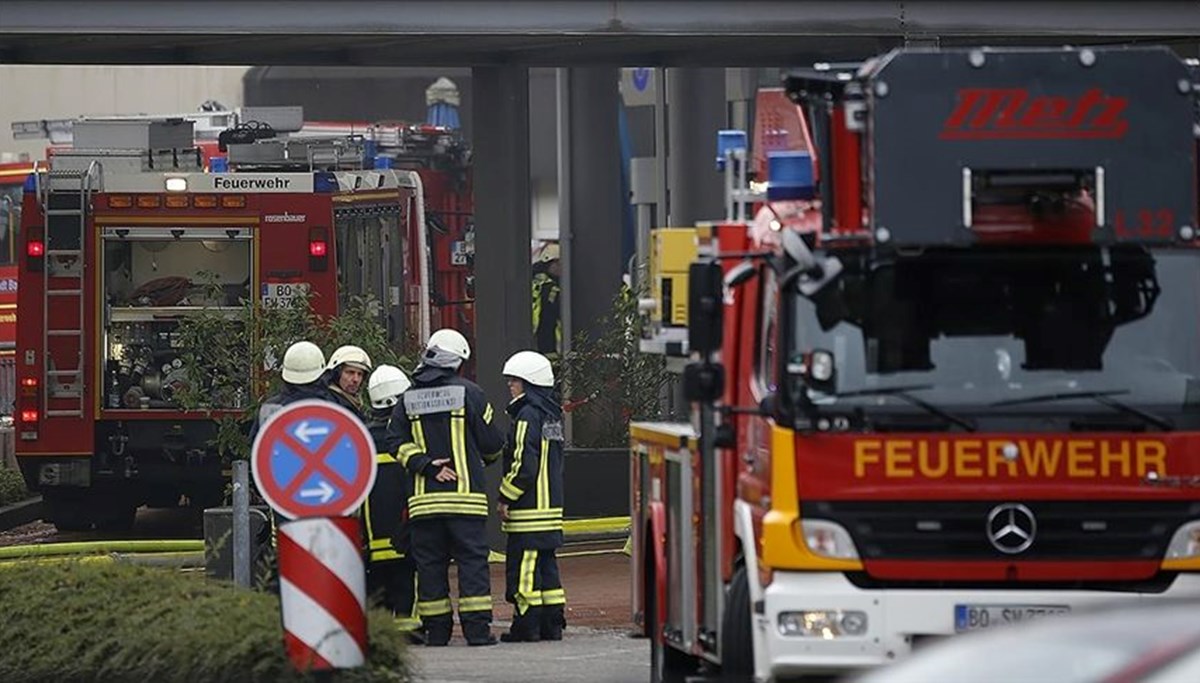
top-left (501, 608), bottom-right (543, 643)
top-left (540, 605), bottom-right (565, 641)
top-left (463, 621), bottom-right (498, 646)
top-left (424, 618), bottom-right (452, 647)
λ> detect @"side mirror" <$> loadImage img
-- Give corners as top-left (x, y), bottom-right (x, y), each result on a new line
top-left (794, 348), bottom-right (837, 394)
top-left (682, 360), bottom-right (725, 402)
top-left (780, 229), bottom-right (843, 296)
top-left (688, 261), bottom-right (725, 355)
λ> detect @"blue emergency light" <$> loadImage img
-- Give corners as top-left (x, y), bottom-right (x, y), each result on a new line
top-left (767, 151), bottom-right (816, 201)
top-left (209, 156), bottom-right (229, 172)
top-left (716, 129), bottom-right (748, 171)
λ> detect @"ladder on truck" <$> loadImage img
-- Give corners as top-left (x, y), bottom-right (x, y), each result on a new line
top-left (34, 161), bottom-right (100, 418)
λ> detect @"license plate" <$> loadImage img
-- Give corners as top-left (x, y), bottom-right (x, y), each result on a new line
top-left (954, 604), bottom-right (1070, 632)
top-left (261, 282), bottom-right (310, 308)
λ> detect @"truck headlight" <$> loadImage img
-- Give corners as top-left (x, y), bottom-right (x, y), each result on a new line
top-left (799, 519), bottom-right (860, 560)
top-left (1165, 521), bottom-right (1200, 559)
top-left (778, 610), bottom-right (869, 638)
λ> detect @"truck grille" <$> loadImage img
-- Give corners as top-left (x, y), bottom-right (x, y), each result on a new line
top-left (801, 500), bottom-right (1200, 560)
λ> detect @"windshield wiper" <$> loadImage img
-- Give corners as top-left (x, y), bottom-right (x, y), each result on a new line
top-left (830, 384), bottom-right (977, 432)
top-left (991, 390), bottom-right (1174, 431)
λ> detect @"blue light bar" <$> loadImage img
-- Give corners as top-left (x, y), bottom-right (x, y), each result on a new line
top-left (767, 151), bottom-right (815, 201)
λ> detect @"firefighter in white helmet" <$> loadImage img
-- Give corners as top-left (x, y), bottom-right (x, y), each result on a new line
top-left (361, 365), bottom-right (423, 640)
top-left (324, 344), bottom-right (372, 418)
top-left (250, 340), bottom-right (332, 440)
top-left (497, 350), bottom-right (566, 642)
top-left (387, 328), bottom-right (506, 646)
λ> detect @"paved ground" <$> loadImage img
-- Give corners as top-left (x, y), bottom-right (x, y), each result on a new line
top-left (413, 550), bottom-right (648, 682)
top-left (410, 627), bottom-right (649, 683)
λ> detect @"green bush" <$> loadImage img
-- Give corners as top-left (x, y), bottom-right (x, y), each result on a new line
top-left (0, 561), bottom-right (411, 683)
top-left (0, 467), bottom-right (29, 507)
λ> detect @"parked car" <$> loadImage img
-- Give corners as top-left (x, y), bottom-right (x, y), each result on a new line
top-left (849, 600), bottom-right (1200, 683)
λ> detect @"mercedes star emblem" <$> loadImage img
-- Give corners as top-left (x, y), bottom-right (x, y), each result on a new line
top-left (986, 503), bottom-right (1037, 554)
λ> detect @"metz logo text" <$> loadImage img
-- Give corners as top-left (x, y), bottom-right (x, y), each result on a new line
top-left (940, 88), bottom-right (1129, 140)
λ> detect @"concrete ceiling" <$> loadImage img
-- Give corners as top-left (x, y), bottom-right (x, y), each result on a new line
top-left (2, 1), bottom-right (1200, 66)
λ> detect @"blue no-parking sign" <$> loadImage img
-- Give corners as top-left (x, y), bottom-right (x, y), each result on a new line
top-left (251, 400), bottom-right (377, 519)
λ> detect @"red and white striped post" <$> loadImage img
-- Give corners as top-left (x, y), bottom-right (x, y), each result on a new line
top-left (277, 516), bottom-right (368, 671)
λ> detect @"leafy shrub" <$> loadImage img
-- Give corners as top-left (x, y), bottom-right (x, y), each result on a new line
top-left (558, 289), bottom-right (671, 448)
top-left (173, 290), bottom-right (413, 464)
top-left (0, 561), bottom-right (411, 683)
top-left (0, 467), bottom-right (29, 507)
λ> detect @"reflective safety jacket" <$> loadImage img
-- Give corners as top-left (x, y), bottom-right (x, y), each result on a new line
top-left (532, 271), bottom-right (561, 356)
top-left (499, 388), bottom-right (564, 548)
top-left (363, 417), bottom-right (409, 563)
top-left (388, 366), bottom-right (505, 520)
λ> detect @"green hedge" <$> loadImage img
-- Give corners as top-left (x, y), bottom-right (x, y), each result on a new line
top-left (0, 467), bottom-right (28, 507)
top-left (0, 561), bottom-right (411, 683)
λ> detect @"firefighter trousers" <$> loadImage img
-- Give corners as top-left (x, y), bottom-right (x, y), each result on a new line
top-left (504, 542), bottom-right (566, 639)
top-left (410, 516), bottom-right (493, 644)
top-left (368, 556), bottom-right (420, 632)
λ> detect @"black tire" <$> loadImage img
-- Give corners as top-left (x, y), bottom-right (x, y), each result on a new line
top-left (647, 547), bottom-right (696, 683)
top-left (44, 492), bottom-right (94, 532)
top-left (93, 502), bottom-right (138, 532)
top-left (721, 565), bottom-right (754, 681)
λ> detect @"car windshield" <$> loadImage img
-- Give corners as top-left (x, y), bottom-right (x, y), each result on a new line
top-left (790, 246), bottom-right (1200, 417)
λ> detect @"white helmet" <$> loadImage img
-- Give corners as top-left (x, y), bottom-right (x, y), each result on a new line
top-left (427, 328), bottom-right (471, 361)
top-left (327, 345), bottom-right (372, 372)
top-left (281, 341), bottom-right (325, 385)
top-left (502, 350), bottom-right (554, 387)
top-left (368, 365), bottom-right (412, 410)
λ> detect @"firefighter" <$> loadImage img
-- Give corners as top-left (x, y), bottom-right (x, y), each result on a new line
top-left (250, 340), bottom-right (330, 440)
top-left (532, 243), bottom-right (562, 357)
top-left (497, 350), bottom-right (566, 643)
top-left (362, 364), bottom-right (422, 640)
top-left (388, 328), bottom-right (506, 647)
top-left (324, 344), bottom-right (372, 418)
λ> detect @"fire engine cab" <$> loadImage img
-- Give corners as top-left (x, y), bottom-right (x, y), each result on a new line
top-left (15, 116), bottom-right (432, 530)
top-left (632, 46), bottom-right (1200, 682)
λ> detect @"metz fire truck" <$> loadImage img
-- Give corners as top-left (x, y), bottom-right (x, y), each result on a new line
top-left (15, 117), bottom-right (436, 530)
top-left (632, 46), bottom-right (1200, 682)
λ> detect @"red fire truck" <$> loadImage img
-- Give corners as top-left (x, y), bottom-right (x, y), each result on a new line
top-left (632, 46), bottom-right (1200, 682)
top-left (15, 117), bottom-right (434, 530)
top-left (0, 161), bottom-right (31, 359)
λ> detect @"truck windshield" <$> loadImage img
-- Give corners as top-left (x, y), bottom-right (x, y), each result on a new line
top-left (789, 246), bottom-right (1200, 417)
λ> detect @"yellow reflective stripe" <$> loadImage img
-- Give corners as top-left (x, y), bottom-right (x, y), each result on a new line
top-left (502, 421), bottom-right (529, 499)
top-left (515, 549), bottom-right (539, 615)
top-left (537, 437), bottom-right (550, 509)
top-left (371, 548), bottom-right (404, 562)
top-left (418, 598), bottom-right (452, 617)
top-left (376, 452), bottom-right (398, 464)
top-left (413, 418), bottom-right (427, 496)
top-left (451, 408), bottom-right (469, 494)
top-left (397, 443), bottom-right (421, 467)
top-left (362, 495), bottom-right (376, 543)
top-left (395, 617), bottom-right (422, 631)
top-left (483, 403), bottom-right (494, 424)
top-left (502, 520), bottom-right (564, 533)
top-left (410, 504), bottom-right (489, 518)
top-left (369, 538), bottom-right (393, 550)
top-left (458, 595), bottom-right (494, 612)
top-left (409, 492), bottom-right (488, 506)
top-left (542, 588), bottom-right (566, 606)
top-left (507, 507), bottom-right (563, 520)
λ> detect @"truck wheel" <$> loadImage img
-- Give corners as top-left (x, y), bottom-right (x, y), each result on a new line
top-left (721, 565), bottom-right (754, 680)
top-left (94, 502), bottom-right (138, 532)
top-left (44, 492), bottom-right (94, 532)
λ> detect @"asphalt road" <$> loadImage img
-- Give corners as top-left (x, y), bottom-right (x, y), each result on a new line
top-left (409, 627), bottom-right (650, 683)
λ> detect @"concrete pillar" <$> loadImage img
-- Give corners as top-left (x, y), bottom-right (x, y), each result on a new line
top-left (559, 67), bottom-right (623, 345)
top-left (471, 65), bottom-right (531, 549)
top-left (666, 68), bottom-right (727, 227)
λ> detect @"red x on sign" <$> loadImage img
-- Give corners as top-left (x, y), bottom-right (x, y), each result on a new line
top-left (251, 400), bottom-right (376, 519)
